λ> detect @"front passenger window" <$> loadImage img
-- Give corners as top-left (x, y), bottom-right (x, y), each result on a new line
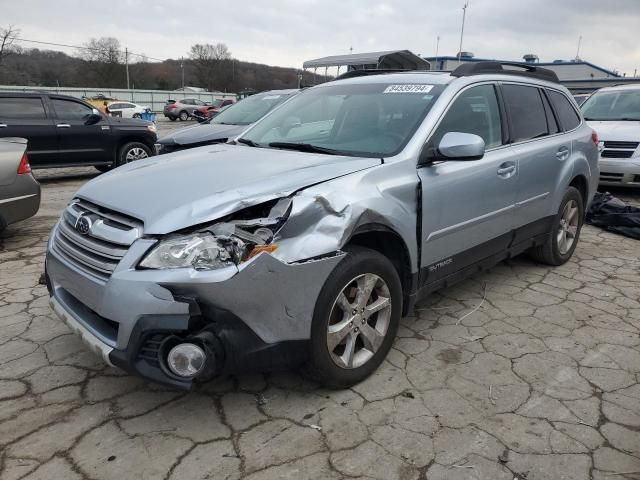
top-left (431, 84), bottom-right (503, 149)
top-left (51, 99), bottom-right (93, 121)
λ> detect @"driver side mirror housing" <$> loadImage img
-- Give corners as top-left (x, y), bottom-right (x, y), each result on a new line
top-left (85, 108), bottom-right (103, 125)
top-left (419, 132), bottom-right (486, 165)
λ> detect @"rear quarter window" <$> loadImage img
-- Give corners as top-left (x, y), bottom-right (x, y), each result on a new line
top-left (502, 84), bottom-right (548, 142)
top-left (548, 90), bottom-right (581, 131)
top-left (0, 97), bottom-right (47, 120)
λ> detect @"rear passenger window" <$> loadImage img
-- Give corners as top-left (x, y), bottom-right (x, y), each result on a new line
top-left (431, 84), bottom-right (503, 149)
top-left (0, 97), bottom-right (46, 120)
top-left (502, 84), bottom-right (548, 142)
top-left (541, 92), bottom-right (559, 134)
top-left (548, 90), bottom-right (581, 131)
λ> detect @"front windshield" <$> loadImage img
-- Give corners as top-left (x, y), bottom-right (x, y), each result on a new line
top-left (240, 82), bottom-right (444, 157)
top-left (581, 90), bottom-right (640, 121)
top-left (211, 92), bottom-right (292, 126)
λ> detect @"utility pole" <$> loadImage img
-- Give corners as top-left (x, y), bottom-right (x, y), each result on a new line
top-left (457, 1), bottom-right (469, 63)
top-left (125, 47), bottom-right (130, 89)
top-left (575, 36), bottom-right (582, 61)
top-left (435, 35), bottom-right (440, 69)
top-left (180, 56), bottom-right (185, 90)
top-left (349, 46), bottom-right (353, 54)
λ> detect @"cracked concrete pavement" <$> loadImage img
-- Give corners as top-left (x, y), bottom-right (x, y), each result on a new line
top-left (1, 163), bottom-right (639, 479)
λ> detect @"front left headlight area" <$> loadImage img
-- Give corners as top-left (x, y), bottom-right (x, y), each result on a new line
top-left (138, 198), bottom-right (291, 271)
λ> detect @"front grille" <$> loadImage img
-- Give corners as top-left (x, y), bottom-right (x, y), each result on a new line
top-left (600, 172), bottom-right (624, 182)
top-left (603, 141), bottom-right (639, 149)
top-left (601, 150), bottom-right (634, 159)
top-left (51, 199), bottom-right (142, 282)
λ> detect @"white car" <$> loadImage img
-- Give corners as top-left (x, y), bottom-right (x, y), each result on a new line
top-left (582, 84), bottom-right (640, 187)
top-left (107, 101), bottom-right (151, 119)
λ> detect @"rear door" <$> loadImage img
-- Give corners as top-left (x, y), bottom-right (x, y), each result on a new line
top-left (49, 97), bottom-right (112, 165)
top-left (419, 83), bottom-right (517, 283)
top-left (0, 96), bottom-right (58, 167)
top-left (504, 83), bottom-right (569, 242)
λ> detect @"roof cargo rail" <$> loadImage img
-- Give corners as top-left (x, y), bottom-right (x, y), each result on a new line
top-left (451, 61), bottom-right (559, 83)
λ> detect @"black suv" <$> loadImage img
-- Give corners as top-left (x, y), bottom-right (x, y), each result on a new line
top-left (0, 93), bottom-right (157, 171)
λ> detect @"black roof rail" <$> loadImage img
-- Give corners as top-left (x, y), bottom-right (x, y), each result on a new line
top-left (451, 61), bottom-right (559, 83)
top-left (335, 69), bottom-right (415, 80)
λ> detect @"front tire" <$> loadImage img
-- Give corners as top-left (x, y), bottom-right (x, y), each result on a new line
top-left (529, 186), bottom-right (584, 266)
top-left (305, 246), bottom-right (402, 388)
top-left (116, 142), bottom-right (152, 167)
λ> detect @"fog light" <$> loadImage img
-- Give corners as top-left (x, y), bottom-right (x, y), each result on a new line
top-left (167, 343), bottom-right (206, 378)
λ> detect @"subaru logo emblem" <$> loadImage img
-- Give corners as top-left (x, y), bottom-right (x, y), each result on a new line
top-left (75, 216), bottom-right (92, 235)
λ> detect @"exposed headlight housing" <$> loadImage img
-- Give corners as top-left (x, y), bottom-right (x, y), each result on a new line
top-left (138, 198), bottom-right (291, 271)
top-left (139, 233), bottom-right (241, 270)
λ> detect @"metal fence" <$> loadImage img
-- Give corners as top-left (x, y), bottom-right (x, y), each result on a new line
top-left (0, 85), bottom-right (237, 113)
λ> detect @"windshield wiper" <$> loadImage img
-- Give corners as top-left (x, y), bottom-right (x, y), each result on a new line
top-left (237, 138), bottom-right (259, 147)
top-left (268, 142), bottom-right (344, 155)
top-left (619, 118), bottom-right (640, 121)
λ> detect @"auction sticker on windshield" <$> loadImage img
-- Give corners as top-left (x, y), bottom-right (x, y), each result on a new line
top-left (384, 84), bottom-right (434, 94)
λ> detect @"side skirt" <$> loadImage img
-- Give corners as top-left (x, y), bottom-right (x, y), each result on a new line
top-left (415, 216), bottom-right (554, 302)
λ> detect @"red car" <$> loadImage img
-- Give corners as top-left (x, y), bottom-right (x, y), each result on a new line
top-left (192, 99), bottom-right (235, 123)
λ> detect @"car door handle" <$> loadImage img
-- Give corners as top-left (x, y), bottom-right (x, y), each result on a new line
top-left (556, 146), bottom-right (570, 160)
top-left (56, 123), bottom-right (71, 128)
top-left (497, 165), bottom-right (516, 176)
top-left (0, 123), bottom-right (7, 128)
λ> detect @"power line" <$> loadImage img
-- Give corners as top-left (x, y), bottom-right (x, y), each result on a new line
top-left (13, 37), bottom-right (167, 62)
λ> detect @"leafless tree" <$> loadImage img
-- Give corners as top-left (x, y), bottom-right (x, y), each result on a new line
top-left (189, 43), bottom-right (231, 91)
top-left (0, 25), bottom-right (20, 67)
top-left (78, 37), bottom-right (125, 87)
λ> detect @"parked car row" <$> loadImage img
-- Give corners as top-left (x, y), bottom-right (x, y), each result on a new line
top-left (42, 62), bottom-right (601, 390)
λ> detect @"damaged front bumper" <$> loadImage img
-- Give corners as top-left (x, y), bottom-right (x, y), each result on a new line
top-left (46, 229), bottom-right (344, 389)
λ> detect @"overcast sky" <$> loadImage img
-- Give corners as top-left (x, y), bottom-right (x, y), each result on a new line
top-left (2, 0), bottom-right (640, 75)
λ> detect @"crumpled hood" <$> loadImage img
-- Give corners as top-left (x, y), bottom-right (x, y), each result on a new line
top-left (75, 144), bottom-right (381, 234)
top-left (158, 123), bottom-right (246, 146)
top-left (588, 120), bottom-right (640, 142)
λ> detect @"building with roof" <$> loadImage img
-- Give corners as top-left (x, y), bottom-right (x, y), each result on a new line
top-left (423, 52), bottom-right (640, 92)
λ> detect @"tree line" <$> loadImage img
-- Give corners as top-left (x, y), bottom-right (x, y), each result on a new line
top-left (0, 28), bottom-right (327, 92)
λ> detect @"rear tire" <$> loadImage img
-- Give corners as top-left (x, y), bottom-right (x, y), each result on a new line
top-left (179, 110), bottom-right (189, 121)
top-left (169, 116), bottom-right (177, 122)
top-left (529, 186), bottom-right (584, 266)
top-left (305, 246), bottom-right (402, 388)
top-left (116, 142), bottom-right (152, 167)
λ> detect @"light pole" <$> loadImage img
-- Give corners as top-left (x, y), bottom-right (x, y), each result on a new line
top-left (435, 35), bottom-right (440, 69)
top-left (457, 1), bottom-right (469, 63)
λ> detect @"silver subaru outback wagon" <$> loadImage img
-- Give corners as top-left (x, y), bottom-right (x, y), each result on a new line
top-left (45, 62), bottom-right (598, 389)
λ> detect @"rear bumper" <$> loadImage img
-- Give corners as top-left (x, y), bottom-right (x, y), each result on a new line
top-left (599, 159), bottom-right (640, 186)
top-left (0, 175), bottom-right (41, 229)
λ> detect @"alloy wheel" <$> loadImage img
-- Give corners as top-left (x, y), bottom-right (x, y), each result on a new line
top-left (326, 273), bottom-right (392, 369)
top-left (125, 147), bottom-right (149, 163)
top-left (557, 199), bottom-right (579, 254)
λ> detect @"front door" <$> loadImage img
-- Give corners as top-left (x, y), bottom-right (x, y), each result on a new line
top-left (0, 95), bottom-right (59, 167)
top-left (418, 83), bottom-right (517, 284)
top-left (49, 97), bottom-right (111, 165)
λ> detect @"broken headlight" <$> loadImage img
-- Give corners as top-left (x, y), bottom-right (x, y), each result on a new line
top-left (139, 233), bottom-right (241, 270)
top-left (138, 198), bottom-right (291, 271)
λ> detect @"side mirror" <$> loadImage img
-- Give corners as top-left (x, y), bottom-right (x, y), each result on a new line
top-left (420, 132), bottom-right (485, 165)
top-left (85, 109), bottom-right (103, 125)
